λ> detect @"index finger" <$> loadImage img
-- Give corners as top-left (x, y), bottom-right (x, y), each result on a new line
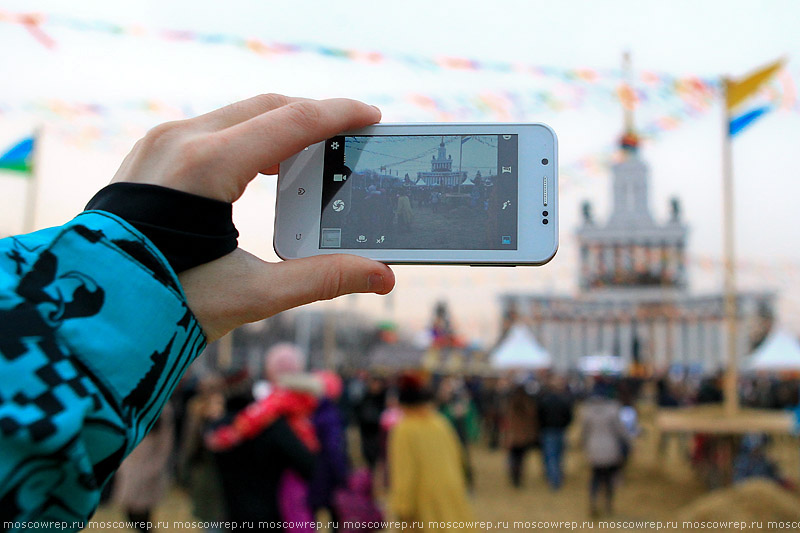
top-left (216, 98), bottom-right (381, 180)
top-left (193, 93), bottom-right (308, 131)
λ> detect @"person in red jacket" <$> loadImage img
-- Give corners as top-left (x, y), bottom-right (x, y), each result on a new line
top-left (205, 344), bottom-right (321, 531)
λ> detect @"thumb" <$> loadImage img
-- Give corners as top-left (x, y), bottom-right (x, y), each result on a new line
top-left (262, 253), bottom-right (395, 313)
top-left (180, 249), bottom-right (395, 342)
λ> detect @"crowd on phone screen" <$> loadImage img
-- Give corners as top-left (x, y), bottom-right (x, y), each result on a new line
top-left (345, 179), bottom-right (497, 236)
top-left (105, 343), bottom-right (800, 532)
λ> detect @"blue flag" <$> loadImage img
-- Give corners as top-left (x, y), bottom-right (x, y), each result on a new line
top-left (729, 106), bottom-right (771, 137)
top-left (0, 136), bottom-right (35, 174)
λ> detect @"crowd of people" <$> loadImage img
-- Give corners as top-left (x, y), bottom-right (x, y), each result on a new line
top-left (336, 173), bottom-right (508, 250)
top-left (101, 333), bottom-right (800, 532)
top-left (101, 342), bottom-right (800, 532)
top-left (103, 342), bottom-right (687, 531)
top-left (109, 349), bottom-right (800, 531)
top-left (655, 372), bottom-right (800, 411)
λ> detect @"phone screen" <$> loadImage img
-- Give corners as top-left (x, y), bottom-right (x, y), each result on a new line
top-left (319, 134), bottom-right (519, 250)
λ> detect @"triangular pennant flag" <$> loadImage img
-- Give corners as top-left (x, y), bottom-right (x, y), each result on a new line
top-left (0, 136), bottom-right (35, 174)
top-left (726, 58), bottom-right (785, 110)
top-left (729, 105), bottom-right (771, 136)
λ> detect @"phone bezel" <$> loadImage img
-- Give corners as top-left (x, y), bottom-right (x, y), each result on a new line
top-left (274, 123), bottom-right (558, 265)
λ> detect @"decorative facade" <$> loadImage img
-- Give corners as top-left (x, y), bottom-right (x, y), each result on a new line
top-left (416, 138), bottom-right (468, 186)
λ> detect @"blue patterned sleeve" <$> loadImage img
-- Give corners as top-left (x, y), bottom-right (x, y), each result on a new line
top-left (0, 211), bottom-right (207, 530)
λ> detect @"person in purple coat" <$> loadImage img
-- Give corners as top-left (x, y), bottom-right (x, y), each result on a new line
top-left (309, 371), bottom-right (349, 529)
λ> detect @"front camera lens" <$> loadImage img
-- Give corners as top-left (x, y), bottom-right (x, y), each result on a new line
top-left (541, 158), bottom-right (549, 165)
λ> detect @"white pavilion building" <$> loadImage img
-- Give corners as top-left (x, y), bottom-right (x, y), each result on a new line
top-left (416, 138), bottom-right (468, 186)
top-left (501, 126), bottom-right (774, 375)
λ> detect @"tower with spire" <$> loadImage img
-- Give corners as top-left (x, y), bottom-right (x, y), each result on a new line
top-left (577, 52), bottom-right (688, 291)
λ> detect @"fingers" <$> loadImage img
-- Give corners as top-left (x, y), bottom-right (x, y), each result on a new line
top-left (112, 95), bottom-right (380, 203)
top-left (179, 249), bottom-right (394, 342)
top-left (217, 98), bottom-right (381, 181)
top-left (194, 93), bottom-right (307, 131)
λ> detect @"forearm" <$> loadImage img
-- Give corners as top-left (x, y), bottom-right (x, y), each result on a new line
top-left (0, 212), bottom-right (206, 526)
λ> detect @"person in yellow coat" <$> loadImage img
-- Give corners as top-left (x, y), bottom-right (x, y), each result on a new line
top-left (394, 192), bottom-right (414, 230)
top-left (388, 373), bottom-right (476, 533)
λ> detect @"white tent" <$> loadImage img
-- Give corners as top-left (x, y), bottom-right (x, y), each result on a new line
top-left (578, 354), bottom-right (625, 375)
top-left (747, 329), bottom-right (800, 371)
top-left (490, 324), bottom-right (551, 369)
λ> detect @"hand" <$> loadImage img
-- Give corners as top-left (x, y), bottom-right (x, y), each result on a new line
top-left (112, 94), bottom-right (395, 341)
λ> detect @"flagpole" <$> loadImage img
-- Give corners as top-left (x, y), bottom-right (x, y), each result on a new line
top-left (22, 127), bottom-right (41, 234)
top-left (458, 136), bottom-right (463, 194)
top-left (721, 78), bottom-right (740, 417)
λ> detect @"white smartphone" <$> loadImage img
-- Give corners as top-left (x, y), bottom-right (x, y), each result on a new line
top-left (274, 123), bottom-right (558, 265)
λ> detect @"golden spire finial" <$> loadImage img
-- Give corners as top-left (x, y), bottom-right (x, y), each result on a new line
top-left (619, 50), bottom-right (639, 152)
top-left (623, 52), bottom-right (634, 133)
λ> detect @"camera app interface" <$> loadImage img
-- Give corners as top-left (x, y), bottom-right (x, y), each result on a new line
top-left (320, 135), bottom-right (518, 250)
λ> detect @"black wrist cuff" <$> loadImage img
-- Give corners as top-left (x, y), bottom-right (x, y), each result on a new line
top-left (85, 182), bottom-right (239, 273)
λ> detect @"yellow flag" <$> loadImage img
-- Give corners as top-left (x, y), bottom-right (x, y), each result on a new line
top-left (726, 58), bottom-right (785, 110)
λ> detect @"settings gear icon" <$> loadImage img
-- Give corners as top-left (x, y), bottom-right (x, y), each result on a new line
top-left (331, 141), bottom-right (340, 150)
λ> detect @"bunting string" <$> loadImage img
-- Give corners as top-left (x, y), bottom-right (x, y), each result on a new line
top-left (0, 9), bottom-right (719, 93)
top-left (2, 9), bottom-right (798, 141)
top-left (0, 91), bottom-right (723, 190)
top-left (0, 73), bottom-right (795, 190)
top-left (5, 8), bottom-right (796, 122)
top-left (1, 9), bottom-right (798, 190)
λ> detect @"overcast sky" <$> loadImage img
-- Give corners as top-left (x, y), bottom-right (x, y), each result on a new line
top-left (1, 0), bottom-right (799, 343)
